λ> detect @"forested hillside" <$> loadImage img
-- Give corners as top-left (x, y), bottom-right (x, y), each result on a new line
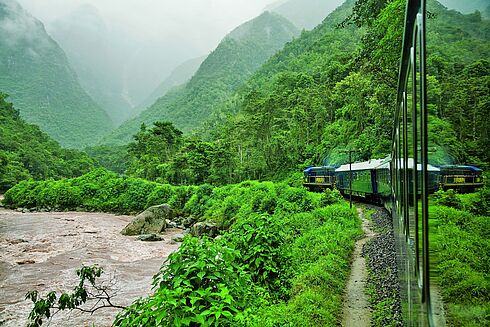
top-left (101, 11), bottom-right (299, 145)
top-left (0, 0), bottom-right (113, 148)
top-left (133, 56), bottom-right (206, 118)
top-left (438, 0), bottom-right (489, 14)
top-left (208, 0), bottom-right (490, 179)
top-left (120, 0), bottom-right (489, 184)
top-left (206, 0), bottom-right (365, 179)
top-left (0, 93), bottom-right (94, 191)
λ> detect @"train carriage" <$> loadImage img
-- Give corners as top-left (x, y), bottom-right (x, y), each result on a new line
top-left (302, 166), bottom-right (336, 191)
top-left (438, 165), bottom-right (484, 193)
top-left (335, 159), bottom-right (385, 201)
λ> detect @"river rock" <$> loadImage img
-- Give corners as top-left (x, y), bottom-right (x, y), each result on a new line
top-left (171, 233), bottom-right (185, 242)
top-left (187, 216), bottom-right (198, 227)
top-left (191, 222), bottom-right (218, 238)
top-left (137, 234), bottom-right (164, 242)
top-left (166, 219), bottom-right (178, 228)
top-left (121, 204), bottom-right (172, 236)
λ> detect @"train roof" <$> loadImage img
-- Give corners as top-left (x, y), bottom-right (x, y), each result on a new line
top-left (335, 158), bottom-right (440, 172)
top-left (303, 166), bottom-right (335, 173)
top-left (394, 158), bottom-right (440, 171)
top-left (335, 159), bottom-right (385, 172)
top-left (439, 165), bottom-right (482, 172)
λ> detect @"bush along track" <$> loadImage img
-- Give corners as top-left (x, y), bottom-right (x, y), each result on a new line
top-left (361, 204), bottom-right (403, 327)
top-left (8, 169), bottom-right (363, 326)
top-left (430, 189), bottom-right (490, 326)
top-left (114, 205), bottom-right (362, 326)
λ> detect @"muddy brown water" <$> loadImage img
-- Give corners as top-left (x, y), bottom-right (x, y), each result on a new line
top-left (0, 208), bottom-right (181, 326)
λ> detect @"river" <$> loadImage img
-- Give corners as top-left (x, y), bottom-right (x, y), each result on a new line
top-left (0, 208), bottom-right (181, 326)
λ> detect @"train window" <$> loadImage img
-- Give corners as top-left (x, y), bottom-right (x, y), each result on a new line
top-left (407, 45), bottom-right (418, 276)
top-left (410, 24), bottom-right (421, 289)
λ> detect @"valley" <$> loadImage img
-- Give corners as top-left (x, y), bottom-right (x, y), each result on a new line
top-left (0, 0), bottom-right (489, 325)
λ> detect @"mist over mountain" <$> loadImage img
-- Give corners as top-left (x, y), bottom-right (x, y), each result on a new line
top-left (48, 4), bottom-right (133, 125)
top-left (438, 0), bottom-right (489, 14)
top-left (18, 0), bottom-right (279, 127)
top-left (101, 11), bottom-right (300, 145)
top-left (0, 0), bottom-right (113, 148)
top-left (45, 5), bottom-right (207, 125)
top-left (134, 56), bottom-right (206, 118)
top-left (266, 0), bottom-right (345, 30)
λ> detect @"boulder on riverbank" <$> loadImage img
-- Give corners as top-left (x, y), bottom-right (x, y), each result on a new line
top-left (137, 234), bottom-right (164, 242)
top-left (191, 222), bottom-right (218, 238)
top-left (121, 204), bottom-right (172, 236)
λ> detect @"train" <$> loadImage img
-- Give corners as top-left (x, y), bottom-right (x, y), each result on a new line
top-left (303, 157), bottom-right (484, 197)
top-left (303, 1), bottom-right (487, 325)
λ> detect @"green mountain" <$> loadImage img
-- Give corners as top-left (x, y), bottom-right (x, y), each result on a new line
top-left (204, 0), bottom-right (490, 179)
top-left (101, 11), bottom-right (299, 146)
top-left (0, 93), bottom-right (94, 191)
top-left (133, 55), bottom-right (206, 118)
top-left (266, 0), bottom-right (345, 30)
top-left (0, 0), bottom-right (113, 148)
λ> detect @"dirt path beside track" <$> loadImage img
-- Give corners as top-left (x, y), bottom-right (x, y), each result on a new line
top-left (0, 208), bottom-right (180, 326)
top-left (341, 207), bottom-right (375, 327)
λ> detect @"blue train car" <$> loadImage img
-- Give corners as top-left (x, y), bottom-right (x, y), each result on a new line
top-left (438, 165), bottom-right (484, 193)
top-left (335, 159), bottom-right (385, 201)
top-left (335, 157), bottom-right (441, 202)
top-left (303, 166), bottom-right (335, 191)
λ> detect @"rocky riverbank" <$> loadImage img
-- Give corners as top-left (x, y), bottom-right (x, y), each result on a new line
top-left (0, 208), bottom-right (181, 326)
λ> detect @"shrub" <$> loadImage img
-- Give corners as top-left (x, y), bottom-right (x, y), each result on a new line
top-left (167, 186), bottom-right (196, 212)
top-left (433, 189), bottom-right (462, 209)
top-left (458, 187), bottom-right (490, 216)
top-left (4, 180), bottom-right (39, 208)
top-left (430, 204), bottom-right (490, 325)
top-left (114, 237), bottom-right (252, 326)
top-left (117, 178), bottom-right (155, 212)
top-left (183, 184), bottom-right (214, 216)
top-left (320, 188), bottom-right (343, 206)
top-left (225, 214), bottom-right (291, 299)
top-left (145, 184), bottom-right (175, 207)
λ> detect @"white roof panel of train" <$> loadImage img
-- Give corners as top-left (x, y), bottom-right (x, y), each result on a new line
top-left (394, 158), bottom-right (440, 171)
top-left (335, 158), bottom-right (440, 172)
top-left (336, 159), bottom-right (385, 172)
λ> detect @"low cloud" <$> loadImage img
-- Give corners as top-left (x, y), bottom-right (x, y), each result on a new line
top-left (15, 0), bottom-right (278, 104)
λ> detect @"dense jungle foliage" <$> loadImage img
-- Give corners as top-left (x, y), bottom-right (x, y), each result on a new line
top-left (0, 93), bottom-right (94, 192)
top-left (206, 0), bottom-right (489, 180)
top-left (431, 189), bottom-right (490, 325)
top-left (101, 11), bottom-right (299, 145)
top-left (4, 169), bottom-right (362, 326)
top-left (84, 144), bottom-right (128, 175)
top-left (0, 1), bottom-right (113, 148)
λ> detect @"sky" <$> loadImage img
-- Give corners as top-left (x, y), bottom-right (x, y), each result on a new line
top-left (15, 0), bottom-right (280, 106)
